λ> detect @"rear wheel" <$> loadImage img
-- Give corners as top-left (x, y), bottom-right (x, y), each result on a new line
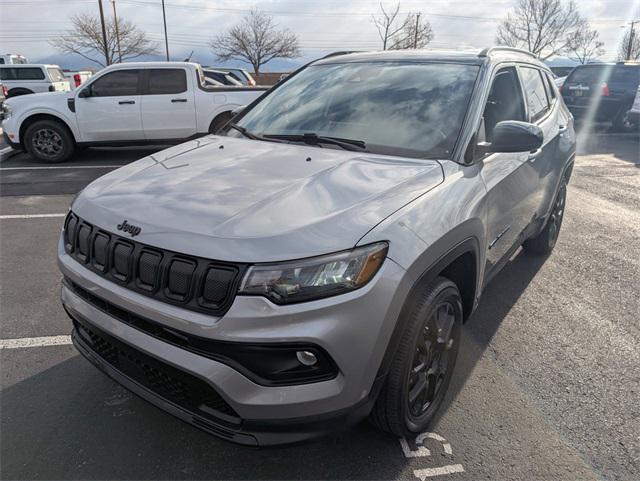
top-left (370, 277), bottom-right (462, 437)
top-left (24, 120), bottom-right (75, 163)
top-left (612, 107), bottom-right (637, 133)
top-left (523, 178), bottom-right (567, 255)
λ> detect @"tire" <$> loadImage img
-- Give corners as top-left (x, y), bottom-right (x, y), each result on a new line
top-left (612, 107), bottom-right (637, 133)
top-left (208, 112), bottom-right (233, 134)
top-left (523, 177), bottom-right (567, 255)
top-left (370, 276), bottom-right (463, 437)
top-left (24, 119), bottom-right (75, 163)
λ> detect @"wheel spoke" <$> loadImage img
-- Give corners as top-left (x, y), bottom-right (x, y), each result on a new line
top-left (409, 373), bottom-right (427, 405)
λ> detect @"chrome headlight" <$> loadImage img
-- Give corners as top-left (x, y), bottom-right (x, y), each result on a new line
top-left (239, 242), bottom-right (388, 304)
top-left (1, 103), bottom-right (12, 119)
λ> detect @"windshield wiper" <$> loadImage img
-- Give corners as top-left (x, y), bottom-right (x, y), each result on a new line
top-left (228, 123), bottom-right (288, 144)
top-left (264, 133), bottom-right (368, 152)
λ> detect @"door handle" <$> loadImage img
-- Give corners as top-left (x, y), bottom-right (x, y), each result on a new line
top-left (528, 148), bottom-right (542, 162)
top-left (171, 98), bottom-right (187, 103)
top-left (118, 100), bottom-right (135, 105)
top-left (558, 125), bottom-right (567, 136)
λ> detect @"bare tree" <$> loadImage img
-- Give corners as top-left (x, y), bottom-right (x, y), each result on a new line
top-left (496, 0), bottom-right (583, 59)
top-left (568, 23), bottom-right (605, 64)
top-left (210, 9), bottom-right (300, 76)
top-left (373, 3), bottom-right (434, 50)
top-left (617, 27), bottom-right (640, 61)
top-left (372, 3), bottom-right (404, 50)
top-left (51, 14), bottom-right (157, 67)
top-left (389, 13), bottom-right (434, 50)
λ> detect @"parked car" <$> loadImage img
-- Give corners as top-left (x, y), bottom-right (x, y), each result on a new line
top-left (628, 84), bottom-right (640, 128)
top-left (206, 66), bottom-right (256, 86)
top-left (58, 47), bottom-right (575, 446)
top-left (0, 54), bottom-right (28, 65)
top-left (202, 68), bottom-right (243, 86)
top-left (0, 82), bottom-right (6, 118)
top-left (1, 62), bottom-right (268, 162)
top-left (561, 62), bottom-right (640, 131)
top-left (0, 64), bottom-right (70, 97)
top-left (63, 70), bottom-right (94, 89)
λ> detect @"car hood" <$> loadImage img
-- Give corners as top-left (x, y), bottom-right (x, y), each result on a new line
top-left (74, 136), bottom-right (444, 262)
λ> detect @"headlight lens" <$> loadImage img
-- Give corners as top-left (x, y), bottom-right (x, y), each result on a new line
top-left (1, 104), bottom-right (12, 119)
top-left (239, 242), bottom-right (388, 304)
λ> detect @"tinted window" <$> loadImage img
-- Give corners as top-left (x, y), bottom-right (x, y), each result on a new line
top-left (47, 67), bottom-right (66, 82)
top-left (568, 65), bottom-right (640, 86)
top-left (90, 70), bottom-right (140, 96)
top-left (0, 59), bottom-right (4, 64)
top-left (235, 62), bottom-right (479, 159)
top-left (482, 67), bottom-right (526, 142)
top-left (0, 68), bottom-right (17, 80)
top-left (17, 68), bottom-right (45, 80)
top-left (543, 72), bottom-right (556, 101)
top-left (567, 66), bottom-right (606, 84)
top-left (147, 69), bottom-right (187, 94)
top-left (520, 67), bottom-right (549, 122)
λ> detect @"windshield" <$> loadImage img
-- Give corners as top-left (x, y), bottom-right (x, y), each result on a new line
top-left (232, 61), bottom-right (479, 159)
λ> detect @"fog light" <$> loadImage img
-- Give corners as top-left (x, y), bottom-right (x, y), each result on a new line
top-left (296, 350), bottom-right (318, 366)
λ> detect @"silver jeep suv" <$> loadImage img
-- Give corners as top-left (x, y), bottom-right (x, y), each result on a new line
top-left (59, 48), bottom-right (576, 446)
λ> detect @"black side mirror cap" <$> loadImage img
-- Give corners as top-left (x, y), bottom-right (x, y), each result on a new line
top-left (78, 88), bottom-right (91, 98)
top-left (486, 120), bottom-right (543, 153)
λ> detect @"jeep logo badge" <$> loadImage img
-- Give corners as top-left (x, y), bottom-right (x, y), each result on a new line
top-left (117, 220), bottom-right (141, 237)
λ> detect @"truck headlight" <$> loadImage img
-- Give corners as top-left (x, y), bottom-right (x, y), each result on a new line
top-left (1, 104), bottom-right (12, 120)
top-left (239, 242), bottom-right (388, 304)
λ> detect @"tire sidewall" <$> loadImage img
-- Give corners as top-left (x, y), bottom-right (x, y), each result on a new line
top-left (25, 120), bottom-right (74, 163)
top-left (399, 282), bottom-right (463, 434)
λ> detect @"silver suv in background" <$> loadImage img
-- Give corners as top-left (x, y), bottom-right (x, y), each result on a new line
top-left (59, 47), bottom-right (575, 446)
top-left (0, 64), bottom-right (70, 97)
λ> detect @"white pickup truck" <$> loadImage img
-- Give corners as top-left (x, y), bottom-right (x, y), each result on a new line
top-left (1, 62), bottom-right (268, 162)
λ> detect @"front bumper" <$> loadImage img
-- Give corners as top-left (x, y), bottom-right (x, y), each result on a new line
top-left (59, 237), bottom-right (411, 445)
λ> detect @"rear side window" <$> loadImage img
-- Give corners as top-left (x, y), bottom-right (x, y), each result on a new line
top-left (147, 69), bottom-right (187, 94)
top-left (520, 67), bottom-right (550, 122)
top-left (0, 68), bottom-right (16, 80)
top-left (543, 72), bottom-right (557, 101)
top-left (17, 68), bottom-right (45, 80)
top-left (47, 67), bottom-right (66, 82)
top-left (90, 70), bottom-right (140, 97)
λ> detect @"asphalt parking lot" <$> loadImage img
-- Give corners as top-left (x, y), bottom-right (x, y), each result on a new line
top-left (1, 132), bottom-right (638, 480)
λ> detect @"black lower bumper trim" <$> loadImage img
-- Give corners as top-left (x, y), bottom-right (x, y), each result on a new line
top-left (67, 307), bottom-right (372, 446)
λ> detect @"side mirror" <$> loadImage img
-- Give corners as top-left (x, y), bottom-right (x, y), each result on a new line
top-left (78, 88), bottom-right (91, 98)
top-left (486, 121), bottom-right (543, 153)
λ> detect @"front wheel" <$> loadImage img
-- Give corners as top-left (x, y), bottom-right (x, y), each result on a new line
top-left (370, 277), bottom-right (462, 437)
top-left (523, 178), bottom-right (567, 255)
top-left (24, 120), bottom-right (75, 163)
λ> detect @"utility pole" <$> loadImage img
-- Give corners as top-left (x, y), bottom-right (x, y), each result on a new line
top-left (111, 0), bottom-right (122, 63)
top-left (414, 13), bottom-right (420, 49)
top-left (162, 0), bottom-right (170, 61)
top-left (98, 0), bottom-right (110, 65)
top-left (626, 21), bottom-right (637, 61)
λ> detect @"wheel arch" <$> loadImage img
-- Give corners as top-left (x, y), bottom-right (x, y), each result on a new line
top-left (18, 113), bottom-right (77, 149)
top-left (207, 110), bottom-right (235, 134)
top-left (7, 87), bottom-right (34, 98)
top-left (369, 234), bottom-right (482, 404)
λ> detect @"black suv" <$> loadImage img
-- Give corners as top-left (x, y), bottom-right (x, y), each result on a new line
top-left (561, 62), bottom-right (640, 132)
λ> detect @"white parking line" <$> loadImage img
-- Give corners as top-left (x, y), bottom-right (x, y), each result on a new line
top-left (0, 213), bottom-right (66, 219)
top-left (0, 335), bottom-right (72, 350)
top-left (413, 465), bottom-right (465, 480)
top-left (0, 165), bottom-right (123, 170)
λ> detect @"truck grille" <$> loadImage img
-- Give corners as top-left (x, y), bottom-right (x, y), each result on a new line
top-left (64, 212), bottom-right (245, 316)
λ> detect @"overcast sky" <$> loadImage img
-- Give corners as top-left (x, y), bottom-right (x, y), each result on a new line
top-left (1, 0), bottom-right (639, 69)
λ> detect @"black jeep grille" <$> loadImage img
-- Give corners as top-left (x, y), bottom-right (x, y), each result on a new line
top-left (64, 212), bottom-right (245, 316)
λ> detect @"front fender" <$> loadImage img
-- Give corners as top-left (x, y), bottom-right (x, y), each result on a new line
top-left (13, 106), bottom-right (79, 143)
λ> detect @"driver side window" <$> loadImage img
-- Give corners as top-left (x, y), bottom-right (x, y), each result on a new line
top-left (481, 67), bottom-right (526, 142)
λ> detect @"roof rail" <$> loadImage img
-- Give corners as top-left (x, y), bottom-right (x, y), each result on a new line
top-left (478, 47), bottom-right (537, 59)
top-left (321, 51), bottom-right (360, 59)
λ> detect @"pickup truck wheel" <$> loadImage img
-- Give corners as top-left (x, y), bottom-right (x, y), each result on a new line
top-left (370, 277), bottom-right (462, 437)
top-left (523, 178), bottom-right (567, 255)
top-left (24, 120), bottom-right (75, 163)
top-left (208, 112), bottom-right (233, 134)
